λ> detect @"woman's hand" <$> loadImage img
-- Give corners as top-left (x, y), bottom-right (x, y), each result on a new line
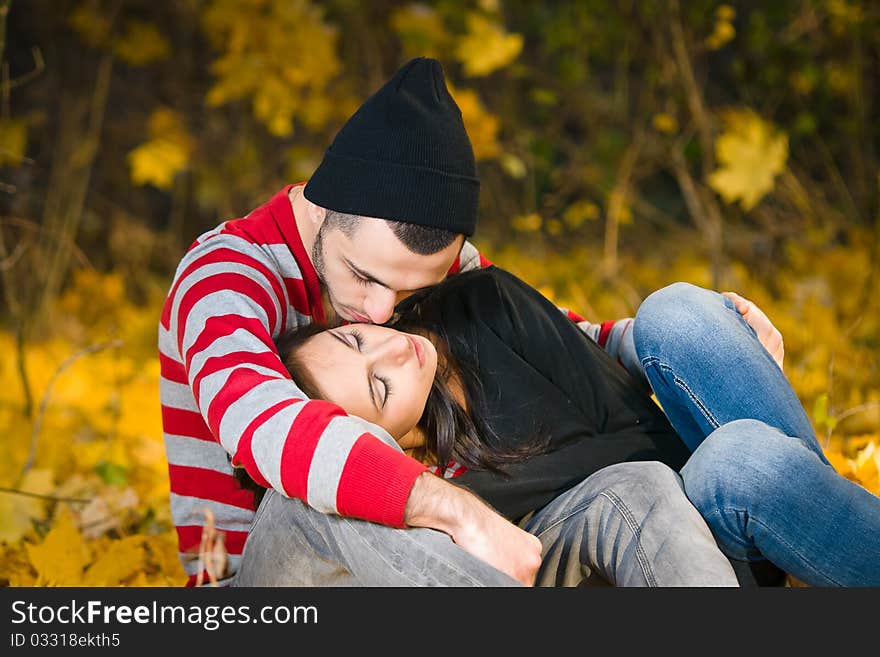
top-left (721, 291), bottom-right (785, 370)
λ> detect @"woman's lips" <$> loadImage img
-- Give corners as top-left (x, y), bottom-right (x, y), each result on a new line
top-left (408, 335), bottom-right (424, 368)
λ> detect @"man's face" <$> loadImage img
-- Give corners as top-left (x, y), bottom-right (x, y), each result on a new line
top-left (312, 216), bottom-right (464, 325)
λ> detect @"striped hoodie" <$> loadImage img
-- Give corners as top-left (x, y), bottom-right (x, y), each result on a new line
top-left (159, 183), bottom-right (639, 585)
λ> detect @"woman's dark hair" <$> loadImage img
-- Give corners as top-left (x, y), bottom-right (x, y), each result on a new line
top-left (388, 311), bottom-right (547, 476)
top-left (234, 300), bottom-right (547, 507)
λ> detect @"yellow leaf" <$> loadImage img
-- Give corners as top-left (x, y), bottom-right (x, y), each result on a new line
top-left (83, 536), bottom-right (145, 586)
top-left (68, 3), bottom-right (110, 48)
top-left (705, 21), bottom-right (736, 50)
top-left (113, 21), bottom-right (171, 66)
top-left (824, 449), bottom-right (852, 477)
top-left (652, 113), bottom-right (679, 135)
top-left (127, 571), bottom-right (155, 586)
top-left (717, 4), bottom-right (736, 21)
top-left (202, 0), bottom-right (343, 136)
top-left (390, 4), bottom-right (451, 59)
top-left (0, 469), bottom-right (54, 544)
top-left (0, 495), bottom-right (39, 544)
top-left (0, 118), bottom-right (27, 167)
top-left (3, 549), bottom-right (38, 586)
top-left (128, 108), bottom-right (192, 190)
top-left (499, 153), bottom-right (526, 179)
top-left (25, 508), bottom-right (91, 586)
top-left (852, 441), bottom-right (879, 492)
top-left (454, 13), bottom-right (523, 77)
top-left (708, 109), bottom-right (788, 211)
top-left (564, 200), bottom-right (600, 229)
top-left (513, 213), bottom-right (542, 232)
top-left (149, 531), bottom-right (187, 583)
top-left (448, 86), bottom-right (501, 160)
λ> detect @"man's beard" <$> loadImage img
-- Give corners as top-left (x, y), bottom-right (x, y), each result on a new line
top-left (311, 223), bottom-right (327, 285)
top-left (311, 225), bottom-right (341, 322)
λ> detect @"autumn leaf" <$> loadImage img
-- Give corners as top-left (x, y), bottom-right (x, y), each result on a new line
top-left (0, 118), bottom-right (27, 167)
top-left (148, 531), bottom-right (187, 583)
top-left (113, 21), bottom-right (171, 66)
top-left (564, 200), bottom-right (600, 229)
top-left (454, 12), bottom-right (523, 77)
top-left (652, 113), bottom-right (679, 135)
top-left (705, 6), bottom-right (736, 50)
top-left (500, 153), bottom-right (526, 179)
top-left (0, 469), bottom-right (54, 544)
top-left (391, 4), bottom-right (451, 59)
top-left (824, 449), bottom-right (852, 477)
top-left (202, 0), bottom-right (344, 137)
top-left (25, 508), bottom-right (91, 586)
top-left (513, 213), bottom-right (542, 232)
top-left (128, 108), bottom-right (193, 190)
top-left (77, 487), bottom-right (139, 539)
top-left (852, 441), bottom-right (879, 494)
top-left (68, 2), bottom-right (111, 48)
top-left (82, 536), bottom-right (145, 586)
top-left (708, 109), bottom-right (788, 211)
top-left (448, 86), bottom-right (501, 160)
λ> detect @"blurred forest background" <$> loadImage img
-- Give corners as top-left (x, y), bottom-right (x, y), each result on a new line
top-left (0, 0), bottom-right (878, 586)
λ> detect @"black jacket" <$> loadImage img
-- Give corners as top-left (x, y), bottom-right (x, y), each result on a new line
top-left (396, 266), bottom-right (690, 522)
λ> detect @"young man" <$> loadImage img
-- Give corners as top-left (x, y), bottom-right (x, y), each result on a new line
top-left (160, 58), bottom-right (779, 586)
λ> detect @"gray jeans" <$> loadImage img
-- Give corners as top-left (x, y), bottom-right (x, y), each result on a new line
top-left (233, 461), bottom-right (738, 587)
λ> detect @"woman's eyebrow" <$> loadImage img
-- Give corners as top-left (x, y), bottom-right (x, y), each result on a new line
top-left (329, 331), bottom-right (380, 410)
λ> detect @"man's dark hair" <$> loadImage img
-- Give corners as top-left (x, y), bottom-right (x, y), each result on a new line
top-left (324, 209), bottom-right (458, 255)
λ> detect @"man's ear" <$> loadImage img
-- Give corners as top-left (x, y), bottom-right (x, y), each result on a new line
top-left (306, 199), bottom-right (327, 229)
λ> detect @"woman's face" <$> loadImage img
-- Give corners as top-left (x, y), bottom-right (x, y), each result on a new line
top-left (296, 324), bottom-right (438, 439)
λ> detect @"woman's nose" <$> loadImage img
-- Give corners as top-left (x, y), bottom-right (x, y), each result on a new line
top-left (371, 334), bottom-right (412, 365)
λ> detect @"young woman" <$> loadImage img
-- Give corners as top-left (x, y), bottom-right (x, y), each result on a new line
top-left (239, 268), bottom-right (879, 586)
top-left (276, 268), bottom-right (696, 524)
top-left (237, 265), bottom-right (738, 587)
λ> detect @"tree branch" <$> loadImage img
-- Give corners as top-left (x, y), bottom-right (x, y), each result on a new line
top-left (20, 339), bottom-right (125, 482)
top-left (0, 486), bottom-right (90, 505)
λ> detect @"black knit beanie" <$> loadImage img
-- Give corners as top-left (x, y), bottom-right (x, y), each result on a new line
top-left (303, 57), bottom-right (480, 236)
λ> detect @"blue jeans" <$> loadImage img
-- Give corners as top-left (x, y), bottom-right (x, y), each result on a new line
top-left (633, 282), bottom-right (880, 586)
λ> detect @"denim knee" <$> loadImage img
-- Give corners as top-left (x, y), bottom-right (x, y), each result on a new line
top-left (587, 461), bottom-right (681, 498)
top-left (613, 460), bottom-right (681, 489)
top-left (681, 419), bottom-right (815, 518)
top-left (633, 282), bottom-right (718, 362)
top-left (587, 461), bottom-right (693, 519)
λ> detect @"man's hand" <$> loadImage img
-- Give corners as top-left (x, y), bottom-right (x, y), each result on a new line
top-left (721, 291), bottom-right (784, 370)
top-left (404, 472), bottom-right (542, 586)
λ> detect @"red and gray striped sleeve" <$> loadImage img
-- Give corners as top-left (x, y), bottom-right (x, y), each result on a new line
top-left (164, 237), bottom-right (427, 527)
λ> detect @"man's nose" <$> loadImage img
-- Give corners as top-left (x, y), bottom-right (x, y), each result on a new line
top-left (363, 288), bottom-right (397, 324)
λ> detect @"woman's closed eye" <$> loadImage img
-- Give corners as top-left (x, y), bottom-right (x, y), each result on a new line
top-left (338, 329), bottom-right (391, 408)
top-left (346, 328), bottom-right (365, 350)
top-left (376, 375), bottom-right (392, 407)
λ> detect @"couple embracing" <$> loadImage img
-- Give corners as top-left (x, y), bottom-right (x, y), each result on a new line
top-left (159, 58), bottom-right (880, 587)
